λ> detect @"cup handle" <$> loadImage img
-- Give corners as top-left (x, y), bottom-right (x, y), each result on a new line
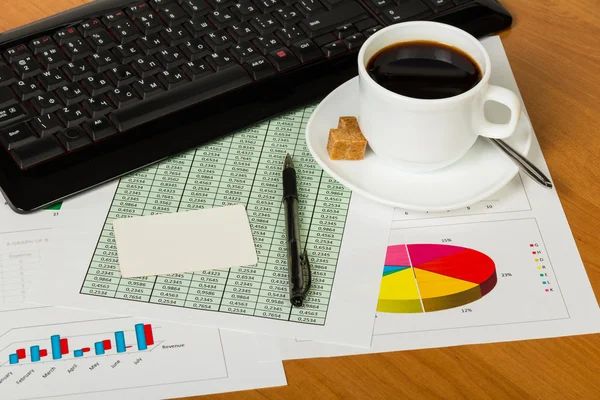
top-left (477, 85), bottom-right (522, 139)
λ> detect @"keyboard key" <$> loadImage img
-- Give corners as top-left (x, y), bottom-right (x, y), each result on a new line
top-left (364, 25), bottom-right (382, 37)
top-left (56, 82), bottom-right (88, 105)
top-left (0, 86), bottom-right (17, 107)
top-left (30, 114), bottom-right (63, 136)
top-left (252, 34), bottom-right (281, 54)
top-left (29, 36), bottom-right (55, 54)
top-left (231, 1), bottom-right (260, 20)
top-left (181, 0), bottom-right (210, 17)
top-left (54, 27), bottom-right (79, 44)
top-left (87, 30), bottom-right (117, 52)
top-left (299, 3), bottom-right (366, 37)
top-left (10, 136), bottom-right (65, 169)
top-left (343, 32), bottom-right (365, 49)
top-left (180, 38), bottom-right (211, 60)
top-left (111, 21), bottom-right (141, 44)
top-left (131, 55), bottom-right (162, 77)
top-left (204, 30), bottom-right (235, 51)
top-left (161, 26), bottom-right (192, 46)
top-left (334, 23), bottom-right (357, 38)
top-left (0, 104), bottom-right (30, 127)
top-left (243, 56), bottom-right (276, 79)
top-left (126, 2), bottom-right (152, 18)
top-left (366, 0), bottom-right (391, 11)
top-left (268, 48), bottom-right (300, 71)
top-left (230, 42), bottom-right (259, 62)
top-left (381, 1), bottom-right (431, 24)
top-left (0, 123), bottom-right (37, 150)
top-left (322, 40), bottom-right (346, 57)
top-left (133, 11), bottom-right (164, 34)
top-left (291, 39), bottom-right (323, 62)
top-left (355, 18), bottom-right (378, 31)
top-left (56, 104), bottom-right (88, 127)
top-left (157, 68), bottom-right (190, 89)
top-left (228, 22), bottom-right (257, 43)
top-left (150, 0), bottom-right (176, 10)
top-left (205, 51), bottom-right (236, 71)
top-left (13, 56), bottom-right (42, 79)
top-left (38, 69), bottom-right (68, 92)
top-left (0, 65), bottom-right (16, 87)
top-left (208, 0), bottom-right (235, 10)
top-left (83, 117), bottom-right (117, 141)
top-left (110, 65), bottom-right (252, 131)
top-left (56, 127), bottom-right (92, 151)
top-left (83, 94), bottom-right (114, 117)
top-left (114, 44), bottom-right (143, 63)
top-left (137, 34), bottom-right (168, 55)
top-left (181, 60), bottom-right (214, 79)
top-left (183, 17), bottom-right (213, 38)
top-left (108, 85), bottom-right (140, 108)
top-left (159, 4), bottom-right (190, 27)
top-left (322, 0), bottom-right (346, 10)
top-left (256, 0), bottom-right (282, 13)
top-left (63, 60), bottom-right (94, 81)
top-left (4, 44), bottom-right (30, 63)
top-left (31, 93), bottom-right (62, 114)
top-left (63, 36), bottom-right (93, 60)
top-left (424, 0), bottom-right (453, 12)
top-left (273, 6), bottom-right (302, 27)
top-left (156, 47), bottom-right (187, 69)
top-left (106, 65), bottom-right (138, 87)
top-left (78, 19), bottom-right (104, 37)
top-left (296, 0), bottom-right (325, 17)
top-left (277, 26), bottom-right (305, 45)
top-left (132, 76), bottom-right (165, 98)
top-left (251, 14), bottom-right (281, 35)
top-left (313, 32), bottom-right (337, 46)
top-left (12, 78), bottom-right (43, 101)
top-left (38, 46), bottom-right (68, 69)
top-left (208, 10), bottom-right (237, 29)
top-left (88, 51), bottom-right (119, 73)
top-left (102, 10), bottom-right (127, 28)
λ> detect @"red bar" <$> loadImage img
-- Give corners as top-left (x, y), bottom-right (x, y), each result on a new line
top-left (60, 338), bottom-right (69, 355)
top-left (39, 349), bottom-right (48, 357)
top-left (82, 347), bottom-right (91, 353)
top-left (16, 349), bottom-right (26, 359)
top-left (126, 346), bottom-right (132, 349)
top-left (143, 324), bottom-right (154, 346)
top-left (103, 339), bottom-right (112, 350)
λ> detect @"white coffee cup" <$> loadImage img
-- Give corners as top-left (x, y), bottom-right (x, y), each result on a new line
top-left (357, 21), bottom-right (521, 172)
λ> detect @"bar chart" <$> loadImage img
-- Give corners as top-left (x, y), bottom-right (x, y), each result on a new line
top-left (7, 323), bottom-right (155, 365)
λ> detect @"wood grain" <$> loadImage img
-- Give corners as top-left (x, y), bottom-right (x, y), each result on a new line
top-left (2, 1), bottom-right (599, 399)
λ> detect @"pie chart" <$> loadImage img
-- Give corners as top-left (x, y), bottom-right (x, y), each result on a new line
top-left (377, 244), bottom-right (497, 313)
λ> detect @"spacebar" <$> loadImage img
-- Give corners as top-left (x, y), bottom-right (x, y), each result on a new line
top-left (109, 65), bottom-right (252, 132)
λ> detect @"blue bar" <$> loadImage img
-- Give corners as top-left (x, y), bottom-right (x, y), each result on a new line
top-left (30, 346), bottom-right (41, 362)
top-left (135, 323), bottom-right (147, 350)
top-left (50, 335), bottom-right (62, 360)
top-left (9, 354), bottom-right (18, 364)
top-left (115, 331), bottom-right (126, 353)
top-left (94, 342), bottom-right (105, 355)
top-left (74, 349), bottom-right (83, 358)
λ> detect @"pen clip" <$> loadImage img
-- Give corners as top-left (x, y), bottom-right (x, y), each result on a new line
top-left (299, 248), bottom-right (312, 296)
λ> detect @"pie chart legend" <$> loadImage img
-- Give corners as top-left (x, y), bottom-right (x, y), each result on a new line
top-left (377, 244), bottom-right (497, 313)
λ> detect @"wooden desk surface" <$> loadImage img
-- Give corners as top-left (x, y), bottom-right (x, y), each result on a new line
top-left (2, 1), bottom-right (599, 398)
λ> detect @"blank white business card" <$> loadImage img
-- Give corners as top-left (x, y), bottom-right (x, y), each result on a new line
top-left (113, 204), bottom-right (258, 278)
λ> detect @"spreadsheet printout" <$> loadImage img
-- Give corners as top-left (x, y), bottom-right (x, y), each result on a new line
top-left (28, 106), bottom-right (393, 347)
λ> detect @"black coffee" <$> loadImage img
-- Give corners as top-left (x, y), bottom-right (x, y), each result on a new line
top-left (366, 40), bottom-right (482, 99)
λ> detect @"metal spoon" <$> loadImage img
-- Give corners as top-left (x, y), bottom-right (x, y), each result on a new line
top-left (490, 138), bottom-right (553, 189)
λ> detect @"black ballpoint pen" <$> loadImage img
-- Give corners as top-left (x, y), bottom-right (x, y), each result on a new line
top-left (282, 153), bottom-right (311, 307)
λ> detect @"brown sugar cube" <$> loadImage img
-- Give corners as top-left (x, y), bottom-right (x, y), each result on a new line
top-left (338, 116), bottom-right (361, 132)
top-left (327, 128), bottom-right (367, 160)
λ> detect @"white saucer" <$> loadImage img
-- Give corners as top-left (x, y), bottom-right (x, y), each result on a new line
top-left (306, 77), bottom-right (533, 211)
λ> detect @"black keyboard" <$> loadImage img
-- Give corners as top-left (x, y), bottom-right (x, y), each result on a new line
top-left (0, 0), bottom-right (511, 212)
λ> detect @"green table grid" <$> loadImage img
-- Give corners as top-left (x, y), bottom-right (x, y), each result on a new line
top-left (80, 105), bottom-right (352, 325)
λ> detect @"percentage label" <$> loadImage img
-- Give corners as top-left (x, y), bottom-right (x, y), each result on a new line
top-left (462, 308), bottom-right (472, 313)
top-left (441, 238), bottom-right (452, 243)
top-left (501, 272), bottom-right (513, 277)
